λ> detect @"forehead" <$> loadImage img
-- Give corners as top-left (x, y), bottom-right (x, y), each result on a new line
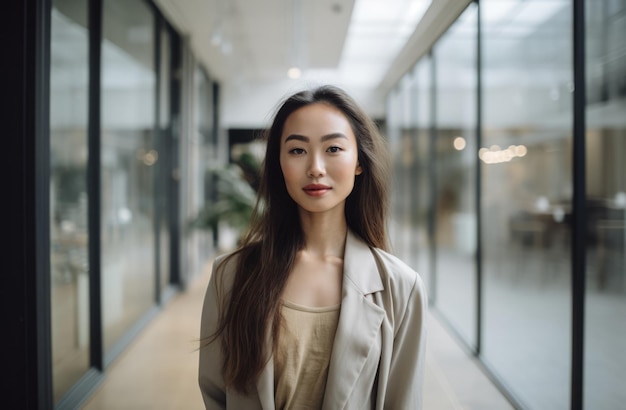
top-left (281, 103), bottom-right (354, 140)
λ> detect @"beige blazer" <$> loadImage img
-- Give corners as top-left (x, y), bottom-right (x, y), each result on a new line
top-left (199, 231), bottom-right (427, 409)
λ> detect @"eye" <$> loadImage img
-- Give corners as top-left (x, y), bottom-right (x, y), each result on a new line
top-left (289, 148), bottom-right (306, 155)
top-left (327, 146), bottom-right (342, 153)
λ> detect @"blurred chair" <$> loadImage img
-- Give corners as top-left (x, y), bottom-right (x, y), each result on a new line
top-left (508, 208), bottom-right (572, 282)
top-left (508, 214), bottom-right (549, 280)
top-left (595, 219), bottom-right (625, 291)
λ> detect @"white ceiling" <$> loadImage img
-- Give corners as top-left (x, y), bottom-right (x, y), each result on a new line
top-left (51, 0), bottom-right (472, 127)
top-left (155, 0), bottom-right (355, 83)
top-left (153, 0), bottom-right (436, 126)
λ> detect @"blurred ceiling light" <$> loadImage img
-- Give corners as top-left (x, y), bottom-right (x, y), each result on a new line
top-left (143, 149), bottom-right (158, 166)
top-left (288, 67), bottom-right (302, 79)
top-left (453, 136), bottom-right (466, 150)
top-left (479, 144), bottom-right (528, 164)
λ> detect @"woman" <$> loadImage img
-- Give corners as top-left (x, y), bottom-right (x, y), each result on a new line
top-left (199, 85), bottom-right (427, 409)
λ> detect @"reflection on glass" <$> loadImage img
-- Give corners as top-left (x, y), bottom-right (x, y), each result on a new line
top-left (481, 1), bottom-right (572, 408)
top-left (50, 2), bottom-right (90, 403)
top-left (411, 57), bottom-right (433, 288)
top-left (158, 25), bottom-right (171, 294)
top-left (388, 59), bottom-right (433, 291)
top-left (433, 3), bottom-right (478, 347)
top-left (101, 0), bottom-right (156, 354)
top-left (387, 76), bottom-right (415, 266)
top-left (584, 1), bottom-right (626, 408)
top-left (183, 66), bottom-right (215, 274)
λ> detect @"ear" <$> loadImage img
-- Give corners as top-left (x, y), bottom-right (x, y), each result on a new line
top-left (355, 163), bottom-right (363, 175)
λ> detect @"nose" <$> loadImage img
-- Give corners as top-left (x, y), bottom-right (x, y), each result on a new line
top-left (307, 153), bottom-right (325, 178)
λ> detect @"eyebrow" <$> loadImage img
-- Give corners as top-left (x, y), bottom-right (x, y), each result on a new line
top-left (284, 133), bottom-right (348, 143)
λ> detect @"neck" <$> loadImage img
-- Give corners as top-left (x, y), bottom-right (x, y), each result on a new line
top-left (298, 208), bottom-right (348, 259)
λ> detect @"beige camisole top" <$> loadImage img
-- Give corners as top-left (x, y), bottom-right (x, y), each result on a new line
top-left (274, 300), bottom-right (341, 410)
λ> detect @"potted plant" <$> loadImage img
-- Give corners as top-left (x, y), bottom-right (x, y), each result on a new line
top-left (189, 152), bottom-right (261, 246)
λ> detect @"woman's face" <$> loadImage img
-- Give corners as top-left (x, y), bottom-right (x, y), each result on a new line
top-left (280, 103), bottom-right (362, 215)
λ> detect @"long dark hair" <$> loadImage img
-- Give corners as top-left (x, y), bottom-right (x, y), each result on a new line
top-left (209, 84), bottom-right (391, 392)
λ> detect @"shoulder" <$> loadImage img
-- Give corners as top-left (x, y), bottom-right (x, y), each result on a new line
top-left (371, 248), bottom-right (421, 289)
top-left (200, 249), bottom-right (243, 335)
top-left (368, 248), bottom-right (428, 341)
top-left (371, 248), bottom-right (427, 307)
top-left (209, 249), bottom-right (241, 293)
top-left (212, 250), bottom-right (239, 276)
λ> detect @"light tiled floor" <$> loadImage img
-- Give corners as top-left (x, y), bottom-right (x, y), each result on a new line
top-left (82, 260), bottom-right (513, 410)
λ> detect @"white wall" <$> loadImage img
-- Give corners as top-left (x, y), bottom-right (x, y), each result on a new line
top-left (220, 79), bottom-right (386, 129)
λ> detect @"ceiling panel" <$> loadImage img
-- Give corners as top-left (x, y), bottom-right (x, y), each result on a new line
top-left (155, 0), bottom-right (355, 82)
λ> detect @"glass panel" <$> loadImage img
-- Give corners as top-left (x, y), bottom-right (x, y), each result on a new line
top-left (196, 68), bottom-right (218, 257)
top-left (159, 25), bottom-right (171, 294)
top-left (584, 1), bottom-right (626, 408)
top-left (50, 1), bottom-right (90, 403)
top-left (389, 76), bottom-right (416, 264)
top-left (101, 0), bottom-right (156, 353)
top-left (433, 3), bottom-right (478, 347)
top-left (183, 66), bottom-right (213, 273)
top-left (481, 1), bottom-right (573, 408)
top-left (388, 58), bottom-right (434, 291)
top-left (411, 57), bottom-right (433, 290)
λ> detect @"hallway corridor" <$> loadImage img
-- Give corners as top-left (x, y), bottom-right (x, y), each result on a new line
top-left (82, 259), bottom-right (512, 409)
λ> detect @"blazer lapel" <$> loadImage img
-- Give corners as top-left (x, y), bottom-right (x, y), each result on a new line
top-left (323, 232), bottom-right (385, 409)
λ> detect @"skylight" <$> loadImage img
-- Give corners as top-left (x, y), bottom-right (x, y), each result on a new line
top-left (339, 0), bottom-right (431, 85)
top-left (304, 0), bottom-right (431, 88)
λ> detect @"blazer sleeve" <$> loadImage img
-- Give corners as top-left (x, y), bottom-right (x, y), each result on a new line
top-left (198, 257), bottom-right (227, 409)
top-left (385, 273), bottom-right (428, 409)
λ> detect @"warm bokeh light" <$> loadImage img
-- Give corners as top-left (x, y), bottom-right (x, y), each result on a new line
top-left (478, 147), bottom-right (488, 159)
top-left (478, 144), bottom-right (528, 164)
top-left (453, 136), bottom-right (466, 150)
top-left (287, 67), bottom-right (301, 79)
top-left (143, 150), bottom-right (158, 166)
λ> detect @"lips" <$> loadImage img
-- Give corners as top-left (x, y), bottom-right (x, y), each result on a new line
top-left (303, 184), bottom-right (331, 197)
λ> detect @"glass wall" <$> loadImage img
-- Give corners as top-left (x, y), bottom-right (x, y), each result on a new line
top-left (584, 1), bottom-right (626, 408)
top-left (411, 57), bottom-right (433, 289)
top-left (387, 66), bottom-right (434, 293)
top-left (40, 0), bottom-right (219, 405)
top-left (433, 3), bottom-right (478, 347)
top-left (387, 76), bottom-right (415, 265)
top-left (101, 0), bottom-right (157, 354)
top-left (386, 0), bottom-right (626, 408)
top-left (50, 0), bottom-right (90, 403)
top-left (183, 66), bottom-right (215, 273)
top-left (481, 1), bottom-right (573, 408)
top-left (158, 23), bottom-right (172, 295)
